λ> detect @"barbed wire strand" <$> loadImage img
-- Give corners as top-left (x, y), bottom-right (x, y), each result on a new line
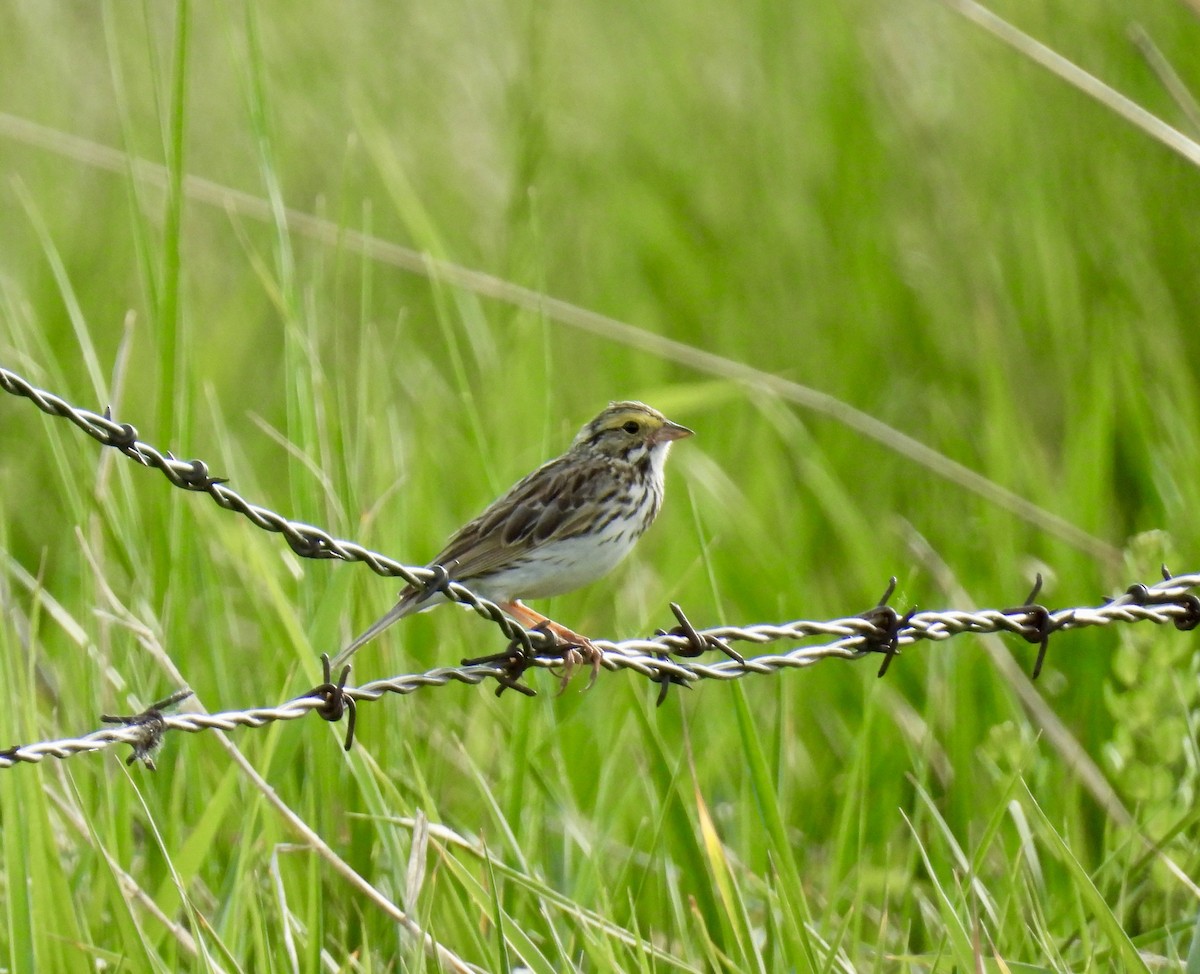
top-left (3, 573), bottom-right (1199, 769)
top-left (2, 366), bottom-right (1199, 770)
top-left (1, 365), bottom-right (553, 654)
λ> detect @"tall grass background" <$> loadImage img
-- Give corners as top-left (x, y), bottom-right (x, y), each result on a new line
top-left (2, 0), bottom-right (1199, 969)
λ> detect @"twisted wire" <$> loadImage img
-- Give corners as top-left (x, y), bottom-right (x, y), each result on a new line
top-left (3, 574), bottom-right (1198, 769)
top-left (0, 365), bottom-right (552, 653)
top-left (3, 365), bottom-right (1198, 769)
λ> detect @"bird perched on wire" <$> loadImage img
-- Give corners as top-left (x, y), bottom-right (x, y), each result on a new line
top-left (331, 401), bottom-right (693, 681)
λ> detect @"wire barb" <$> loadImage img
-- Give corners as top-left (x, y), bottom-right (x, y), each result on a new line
top-left (100, 690), bottom-right (194, 770)
top-left (413, 563), bottom-right (452, 607)
top-left (650, 654), bottom-right (689, 707)
top-left (1007, 573), bottom-right (1058, 679)
top-left (306, 655), bottom-right (357, 750)
top-left (649, 603), bottom-right (740, 705)
top-left (102, 406), bottom-right (139, 448)
top-left (856, 577), bottom-right (916, 678)
top-left (659, 602), bottom-right (745, 664)
top-left (1160, 566), bottom-right (1200, 631)
top-left (1119, 572), bottom-right (1200, 633)
top-left (462, 630), bottom-right (541, 698)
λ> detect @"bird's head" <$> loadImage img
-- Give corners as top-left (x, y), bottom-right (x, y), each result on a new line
top-left (572, 401), bottom-right (693, 462)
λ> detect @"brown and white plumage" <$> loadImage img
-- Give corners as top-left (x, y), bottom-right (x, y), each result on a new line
top-left (332, 401), bottom-right (693, 669)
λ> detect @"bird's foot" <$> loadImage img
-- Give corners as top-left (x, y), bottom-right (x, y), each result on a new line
top-left (499, 601), bottom-right (603, 691)
top-left (541, 622), bottom-right (603, 693)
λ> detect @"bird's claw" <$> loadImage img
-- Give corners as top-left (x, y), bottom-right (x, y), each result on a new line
top-left (527, 621), bottom-right (601, 693)
top-left (556, 639), bottom-right (603, 693)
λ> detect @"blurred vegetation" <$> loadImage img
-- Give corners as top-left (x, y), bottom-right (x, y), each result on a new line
top-left (2, 0), bottom-right (1199, 969)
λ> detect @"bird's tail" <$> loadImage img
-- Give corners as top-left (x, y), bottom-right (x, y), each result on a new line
top-left (329, 596), bottom-right (416, 671)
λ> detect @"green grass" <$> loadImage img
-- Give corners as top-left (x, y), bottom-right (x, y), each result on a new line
top-left (2, 0), bottom-right (1200, 969)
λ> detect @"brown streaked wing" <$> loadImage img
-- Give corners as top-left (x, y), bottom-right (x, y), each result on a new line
top-left (423, 453), bottom-right (613, 582)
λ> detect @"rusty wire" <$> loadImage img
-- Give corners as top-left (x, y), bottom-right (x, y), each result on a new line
top-left (2, 365), bottom-right (1199, 770)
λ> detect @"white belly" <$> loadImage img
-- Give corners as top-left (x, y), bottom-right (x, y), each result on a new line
top-left (473, 519), bottom-right (642, 601)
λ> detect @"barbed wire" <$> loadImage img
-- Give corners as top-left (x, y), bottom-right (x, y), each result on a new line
top-left (2, 572), bottom-right (1199, 769)
top-left (0, 365), bottom-right (561, 654)
top-left (2, 365), bottom-right (1199, 770)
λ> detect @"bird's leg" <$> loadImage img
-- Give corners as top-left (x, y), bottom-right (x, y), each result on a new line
top-left (497, 600), bottom-right (603, 689)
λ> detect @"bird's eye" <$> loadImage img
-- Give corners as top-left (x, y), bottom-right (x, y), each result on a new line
top-left (622, 420), bottom-right (641, 434)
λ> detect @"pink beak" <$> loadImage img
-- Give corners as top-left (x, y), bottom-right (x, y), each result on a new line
top-left (652, 421), bottom-right (694, 445)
